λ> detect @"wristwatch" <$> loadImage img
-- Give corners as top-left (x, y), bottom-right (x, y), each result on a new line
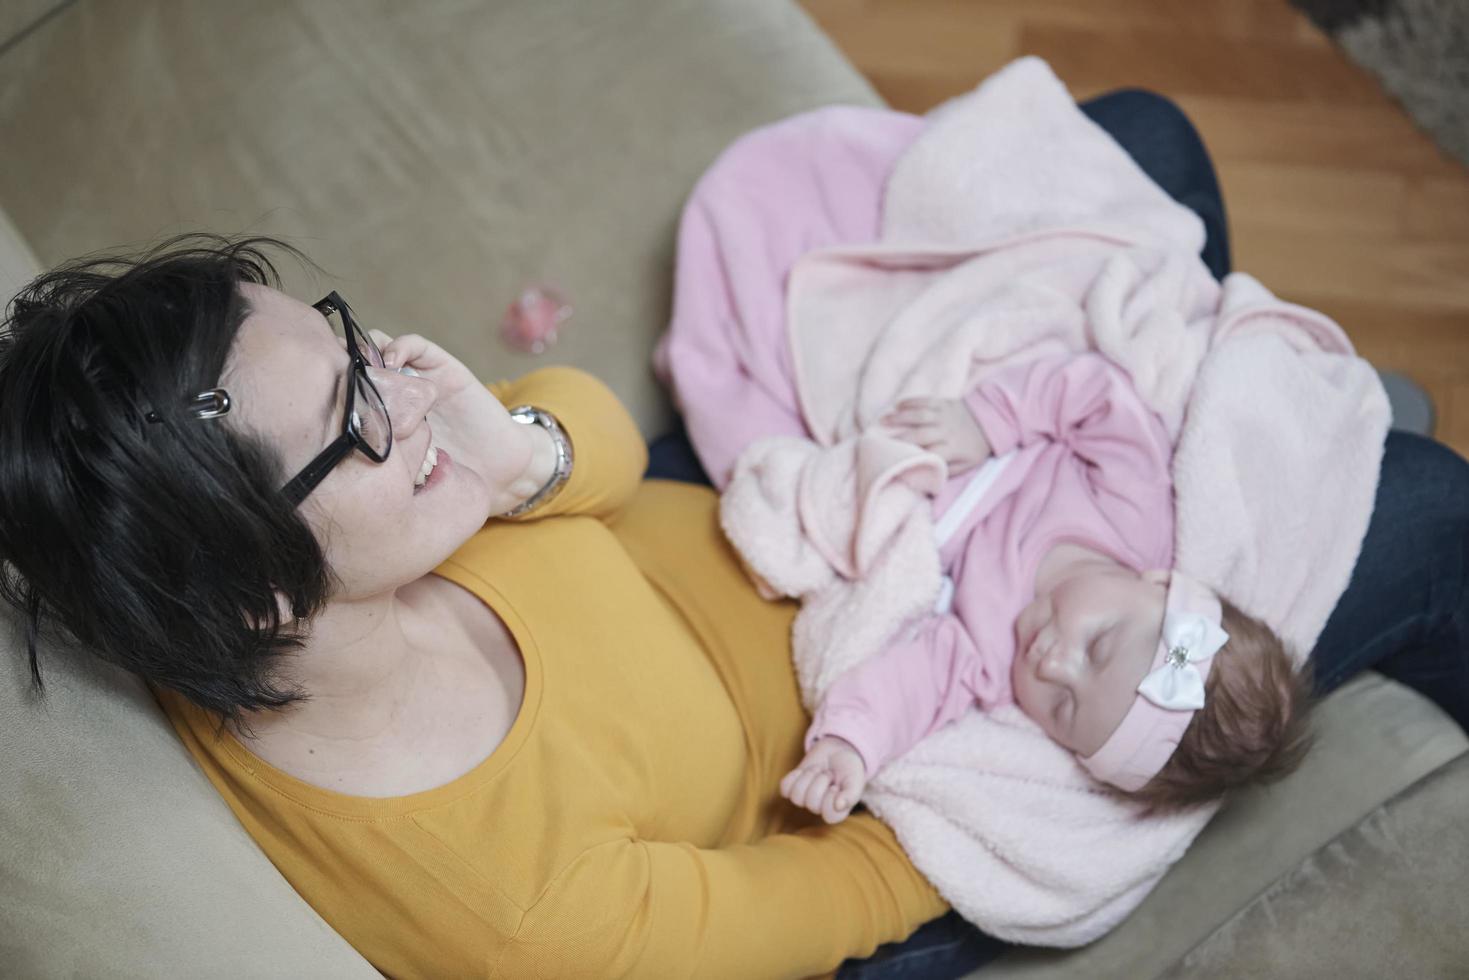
top-left (502, 405), bottom-right (574, 518)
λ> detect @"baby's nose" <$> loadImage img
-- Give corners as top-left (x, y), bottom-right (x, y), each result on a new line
top-left (1036, 643), bottom-right (1080, 683)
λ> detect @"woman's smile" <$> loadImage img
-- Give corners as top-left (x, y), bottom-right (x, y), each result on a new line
top-left (412, 426), bottom-right (440, 490)
top-left (414, 447), bottom-right (451, 494)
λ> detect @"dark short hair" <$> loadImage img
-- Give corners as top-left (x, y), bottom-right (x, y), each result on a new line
top-left (0, 234), bottom-right (332, 720)
top-left (1130, 597), bottom-right (1315, 812)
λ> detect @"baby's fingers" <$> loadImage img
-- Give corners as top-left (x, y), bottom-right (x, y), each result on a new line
top-left (883, 404), bottom-right (938, 427)
top-left (820, 784), bottom-right (855, 825)
top-left (798, 771), bottom-right (832, 813)
top-left (781, 766), bottom-right (819, 809)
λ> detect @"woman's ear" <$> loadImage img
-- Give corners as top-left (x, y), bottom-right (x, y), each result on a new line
top-left (274, 590), bottom-right (297, 629)
top-left (242, 590), bottom-right (297, 632)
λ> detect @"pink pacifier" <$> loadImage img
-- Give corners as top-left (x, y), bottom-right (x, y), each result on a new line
top-left (500, 284), bottom-right (572, 354)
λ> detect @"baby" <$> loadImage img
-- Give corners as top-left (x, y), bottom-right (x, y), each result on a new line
top-left (777, 352), bottom-right (1314, 823)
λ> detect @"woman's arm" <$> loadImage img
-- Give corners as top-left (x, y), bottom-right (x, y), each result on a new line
top-left (499, 815), bottom-right (947, 980)
top-left (489, 366), bottom-right (648, 522)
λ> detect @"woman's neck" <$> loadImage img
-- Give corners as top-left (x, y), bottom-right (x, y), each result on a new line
top-left (237, 588), bottom-right (433, 743)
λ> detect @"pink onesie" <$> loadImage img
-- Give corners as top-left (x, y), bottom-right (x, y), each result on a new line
top-left (805, 352), bottom-right (1177, 774)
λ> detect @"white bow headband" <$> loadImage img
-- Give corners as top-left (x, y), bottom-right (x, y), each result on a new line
top-left (1138, 610), bottom-right (1230, 711)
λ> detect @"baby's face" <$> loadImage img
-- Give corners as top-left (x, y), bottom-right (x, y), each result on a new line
top-left (1011, 567), bottom-right (1169, 756)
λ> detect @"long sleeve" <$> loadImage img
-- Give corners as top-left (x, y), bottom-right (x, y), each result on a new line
top-left (964, 353), bottom-right (1174, 545)
top-left (804, 615), bottom-right (1004, 776)
top-left (489, 366), bottom-right (648, 522)
top-left (499, 815), bottom-right (946, 980)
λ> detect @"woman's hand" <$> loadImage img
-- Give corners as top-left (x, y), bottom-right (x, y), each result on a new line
top-left (372, 329), bottom-right (477, 395)
top-left (366, 330), bottom-right (548, 516)
top-left (881, 396), bottom-right (992, 475)
top-left (780, 736), bottom-right (867, 825)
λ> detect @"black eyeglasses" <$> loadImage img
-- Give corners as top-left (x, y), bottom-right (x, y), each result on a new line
top-left (280, 292), bottom-right (394, 506)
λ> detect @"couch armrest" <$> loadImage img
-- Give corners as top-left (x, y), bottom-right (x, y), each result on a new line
top-left (1165, 748), bottom-right (1469, 977)
top-left (973, 672), bottom-right (1469, 979)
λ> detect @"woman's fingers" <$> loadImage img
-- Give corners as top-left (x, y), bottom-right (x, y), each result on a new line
top-left (379, 334), bottom-right (465, 380)
top-left (379, 333), bottom-right (433, 370)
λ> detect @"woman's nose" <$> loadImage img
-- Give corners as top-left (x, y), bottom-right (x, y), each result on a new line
top-left (368, 366), bottom-right (438, 439)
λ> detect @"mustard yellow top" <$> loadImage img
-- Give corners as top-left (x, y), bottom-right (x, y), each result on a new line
top-left (157, 367), bottom-right (944, 980)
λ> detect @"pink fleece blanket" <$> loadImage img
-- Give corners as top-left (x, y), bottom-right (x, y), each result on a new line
top-left (656, 58), bottom-right (1389, 945)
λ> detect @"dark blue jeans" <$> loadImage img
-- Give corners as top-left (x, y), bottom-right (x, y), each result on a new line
top-left (646, 90), bottom-right (1469, 980)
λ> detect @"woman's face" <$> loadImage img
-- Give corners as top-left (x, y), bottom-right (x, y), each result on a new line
top-left (224, 284), bottom-right (525, 601)
top-left (1011, 567), bottom-right (1169, 756)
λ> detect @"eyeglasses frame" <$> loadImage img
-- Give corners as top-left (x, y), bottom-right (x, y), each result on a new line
top-left (279, 291), bottom-right (393, 506)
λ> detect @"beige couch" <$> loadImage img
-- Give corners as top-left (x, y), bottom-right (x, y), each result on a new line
top-left (1, 2), bottom-right (1466, 977)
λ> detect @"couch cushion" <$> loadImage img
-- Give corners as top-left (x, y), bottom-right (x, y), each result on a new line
top-left (0, 618), bottom-right (378, 978)
top-left (0, 202), bottom-right (40, 308)
top-left (0, 0), bottom-right (880, 438)
top-left (0, 1), bottom-right (64, 53)
top-left (972, 672), bottom-right (1469, 979)
top-left (1164, 751), bottom-right (1469, 978)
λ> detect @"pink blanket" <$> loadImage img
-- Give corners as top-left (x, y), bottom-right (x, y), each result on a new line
top-left (656, 58), bottom-right (1389, 944)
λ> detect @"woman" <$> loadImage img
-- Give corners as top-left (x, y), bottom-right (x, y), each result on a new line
top-left (0, 235), bottom-right (945, 979)
top-left (3, 101), bottom-right (1467, 980)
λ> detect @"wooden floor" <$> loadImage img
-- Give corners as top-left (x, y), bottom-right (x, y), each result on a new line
top-left (801, 0), bottom-right (1469, 458)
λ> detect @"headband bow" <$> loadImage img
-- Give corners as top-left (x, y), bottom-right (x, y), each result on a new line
top-left (1137, 611), bottom-right (1230, 711)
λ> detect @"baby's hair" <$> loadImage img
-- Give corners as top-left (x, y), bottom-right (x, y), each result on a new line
top-left (1129, 598), bottom-right (1314, 812)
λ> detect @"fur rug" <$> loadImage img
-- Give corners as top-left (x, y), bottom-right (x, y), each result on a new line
top-left (1291, 0), bottom-right (1469, 167)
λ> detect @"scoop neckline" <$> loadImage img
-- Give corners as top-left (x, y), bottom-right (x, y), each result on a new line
top-left (205, 558), bottom-right (542, 820)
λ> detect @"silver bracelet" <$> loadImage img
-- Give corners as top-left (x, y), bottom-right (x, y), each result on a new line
top-left (502, 405), bottom-right (574, 517)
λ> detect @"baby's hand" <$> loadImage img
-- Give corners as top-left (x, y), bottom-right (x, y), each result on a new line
top-left (881, 397), bottom-right (992, 475)
top-left (780, 736), bottom-right (867, 824)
